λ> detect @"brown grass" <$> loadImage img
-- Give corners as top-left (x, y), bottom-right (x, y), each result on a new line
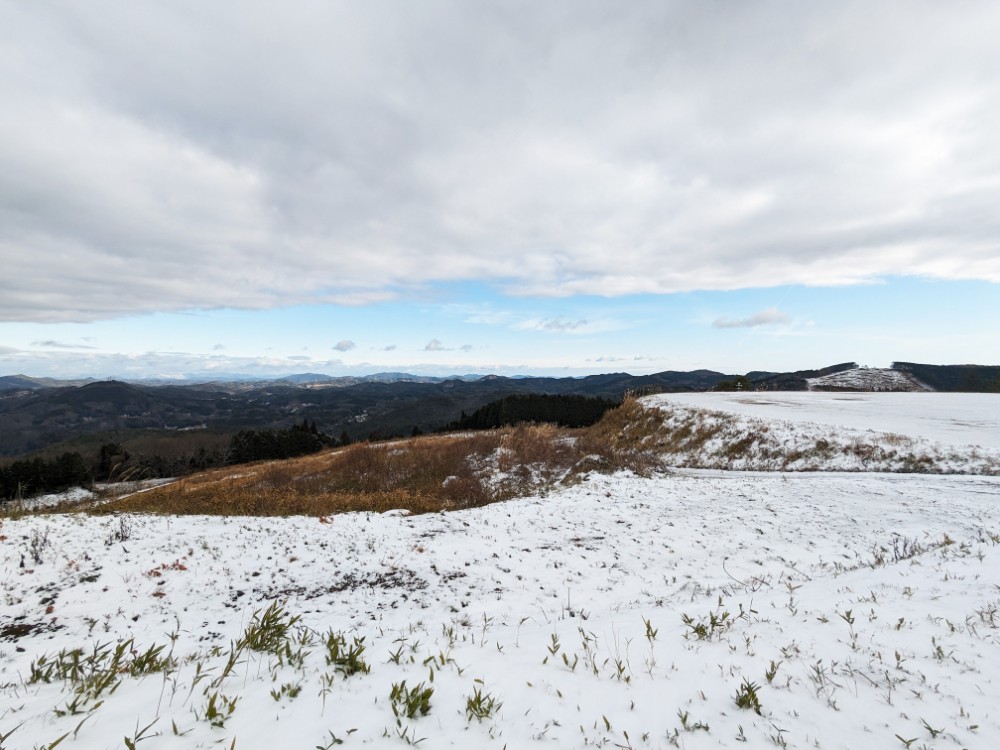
top-left (575, 396), bottom-right (665, 475)
top-left (81, 398), bottom-right (665, 517)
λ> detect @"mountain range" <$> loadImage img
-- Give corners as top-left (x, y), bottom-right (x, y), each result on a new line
top-left (1, 362), bottom-right (997, 458)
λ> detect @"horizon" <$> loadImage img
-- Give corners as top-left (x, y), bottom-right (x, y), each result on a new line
top-left (4, 360), bottom-right (994, 387)
top-left (3, 3), bottom-right (999, 379)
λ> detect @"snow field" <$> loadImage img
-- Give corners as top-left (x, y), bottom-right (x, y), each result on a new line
top-left (2, 469), bottom-right (999, 749)
top-left (643, 393), bottom-right (1000, 472)
top-left (647, 392), bottom-right (1000, 451)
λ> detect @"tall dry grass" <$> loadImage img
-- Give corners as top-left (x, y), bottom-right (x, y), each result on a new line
top-left (575, 395), bottom-right (666, 475)
top-left (89, 398), bottom-right (665, 517)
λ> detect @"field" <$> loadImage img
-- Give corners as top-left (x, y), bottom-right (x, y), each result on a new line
top-left (654, 392), bottom-right (1000, 450)
top-left (1, 394), bottom-right (998, 749)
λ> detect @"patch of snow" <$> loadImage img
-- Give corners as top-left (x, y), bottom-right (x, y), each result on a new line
top-left (4, 486), bottom-right (96, 513)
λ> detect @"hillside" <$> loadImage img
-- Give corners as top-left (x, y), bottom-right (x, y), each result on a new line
top-left (748, 362), bottom-right (858, 390)
top-left (893, 362), bottom-right (1000, 392)
top-left (806, 366), bottom-right (927, 391)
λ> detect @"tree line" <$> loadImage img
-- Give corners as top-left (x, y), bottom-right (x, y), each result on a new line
top-left (445, 394), bottom-right (619, 431)
top-left (1, 418), bottom-right (343, 502)
top-left (0, 452), bottom-right (90, 502)
top-left (226, 419), bottom-right (341, 464)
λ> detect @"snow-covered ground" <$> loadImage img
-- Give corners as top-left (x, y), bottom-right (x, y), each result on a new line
top-left (650, 392), bottom-right (1000, 451)
top-left (2, 396), bottom-right (1000, 749)
top-left (4, 480), bottom-right (177, 515)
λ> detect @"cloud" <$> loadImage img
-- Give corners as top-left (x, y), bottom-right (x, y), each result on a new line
top-left (333, 340), bottom-right (356, 352)
top-left (424, 339), bottom-right (447, 351)
top-left (31, 340), bottom-right (96, 349)
top-left (586, 353), bottom-right (659, 364)
top-left (212, 343), bottom-right (225, 351)
top-left (587, 355), bottom-right (628, 363)
top-left (713, 307), bottom-right (791, 329)
top-left (0, 341), bottom-right (632, 380)
top-left (2, 3), bottom-right (999, 323)
top-left (459, 344), bottom-right (474, 352)
top-left (381, 344), bottom-right (397, 351)
top-left (518, 317), bottom-right (589, 333)
top-left (514, 316), bottom-right (626, 335)
top-left (0, 345), bottom-right (353, 379)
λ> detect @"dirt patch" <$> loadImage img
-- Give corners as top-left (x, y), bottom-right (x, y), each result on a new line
top-left (0, 618), bottom-right (65, 641)
top-left (258, 568), bottom-right (428, 600)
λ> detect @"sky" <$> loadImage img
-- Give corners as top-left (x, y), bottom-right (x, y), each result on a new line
top-left (2, 1), bottom-right (998, 380)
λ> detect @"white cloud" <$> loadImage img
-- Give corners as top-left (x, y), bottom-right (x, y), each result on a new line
top-left (424, 339), bottom-right (447, 351)
top-left (587, 355), bottom-right (628, 363)
top-left (713, 307), bottom-right (791, 329)
top-left (31, 340), bottom-right (96, 349)
top-left (516, 317), bottom-right (590, 333)
top-left (333, 340), bottom-right (356, 352)
top-left (0, 344), bottom-right (353, 379)
top-left (2, 2), bottom-right (999, 323)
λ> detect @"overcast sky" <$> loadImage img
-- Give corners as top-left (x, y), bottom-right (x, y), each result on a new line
top-left (2, 1), bottom-right (998, 379)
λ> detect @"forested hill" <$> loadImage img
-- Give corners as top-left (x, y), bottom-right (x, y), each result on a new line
top-left (892, 363), bottom-right (1000, 392)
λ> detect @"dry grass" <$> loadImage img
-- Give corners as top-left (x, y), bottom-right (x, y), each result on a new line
top-left (81, 398), bottom-right (666, 517)
top-left (574, 396), bottom-right (665, 476)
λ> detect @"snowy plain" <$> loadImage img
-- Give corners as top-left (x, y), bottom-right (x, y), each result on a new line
top-left (651, 392), bottom-right (1000, 451)
top-left (1, 395), bottom-right (999, 750)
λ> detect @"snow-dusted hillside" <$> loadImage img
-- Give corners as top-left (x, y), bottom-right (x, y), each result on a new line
top-left (650, 391), bottom-right (1000, 451)
top-left (806, 366), bottom-right (926, 391)
top-left (2, 395), bottom-right (999, 749)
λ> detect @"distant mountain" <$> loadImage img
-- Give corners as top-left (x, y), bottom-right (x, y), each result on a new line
top-left (123, 372), bottom-right (490, 388)
top-left (0, 374), bottom-right (97, 392)
top-left (0, 375), bottom-right (44, 392)
top-left (270, 372), bottom-right (337, 385)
